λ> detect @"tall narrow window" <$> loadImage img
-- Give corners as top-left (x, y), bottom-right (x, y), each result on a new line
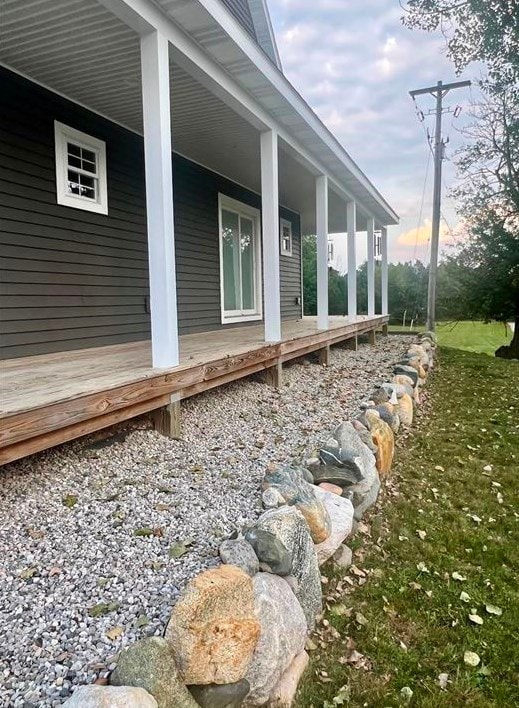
top-left (219, 195), bottom-right (262, 324)
top-left (280, 218), bottom-right (293, 256)
top-left (54, 121), bottom-right (108, 214)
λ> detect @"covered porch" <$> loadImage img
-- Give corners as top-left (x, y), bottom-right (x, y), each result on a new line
top-left (0, 315), bottom-right (388, 464)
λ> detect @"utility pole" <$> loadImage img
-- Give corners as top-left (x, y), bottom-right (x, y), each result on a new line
top-left (409, 79), bottom-right (470, 331)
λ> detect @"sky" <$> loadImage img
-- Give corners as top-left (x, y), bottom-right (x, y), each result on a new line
top-left (268, 0), bottom-right (478, 267)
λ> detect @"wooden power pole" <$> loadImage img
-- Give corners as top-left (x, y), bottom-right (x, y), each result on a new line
top-left (409, 79), bottom-right (471, 331)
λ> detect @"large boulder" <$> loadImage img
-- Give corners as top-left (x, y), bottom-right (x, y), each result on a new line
top-left (348, 472), bottom-right (381, 521)
top-left (219, 538), bottom-right (259, 577)
top-left (110, 637), bottom-right (198, 708)
top-left (244, 574), bottom-right (307, 706)
top-left (368, 403), bottom-right (399, 433)
top-left (255, 507), bottom-right (321, 630)
top-left (393, 365), bottom-right (419, 386)
top-left (381, 382), bottom-right (411, 399)
top-left (406, 344), bottom-right (430, 368)
top-left (268, 651), bottom-right (309, 708)
top-left (165, 566), bottom-right (260, 685)
top-left (63, 686), bottom-right (158, 708)
top-left (262, 465), bottom-right (331, 543)
top-left (364, 410), bottom-right (394, 477)
top-left (188, 681), bottom-right (250, 708)
top-left (317, 422), bottom-right (376, 488)
top-left (313, 486), bottom-right (354, 565)
top-left (244, 527), bottom-right (293, 576)
top-left (395, 393), bottom-right (414, 427)
top-left (403, 358), bottom-right (427, 381)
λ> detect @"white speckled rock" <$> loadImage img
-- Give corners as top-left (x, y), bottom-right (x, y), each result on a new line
top-left (244, 574), bottom-right (307, 706)
top-left (63, 685), bottom-right (158, 707)
top-left (255, 507), bottom-right (321, 630)
top-left (312, 487), bottom-right (354, 565)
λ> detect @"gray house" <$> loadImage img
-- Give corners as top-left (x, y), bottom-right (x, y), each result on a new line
top-left (0, 0), bottom-right (398, 464)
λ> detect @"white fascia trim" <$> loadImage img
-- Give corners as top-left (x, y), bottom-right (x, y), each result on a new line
top-left (96, 0), bottom-right (397, 223)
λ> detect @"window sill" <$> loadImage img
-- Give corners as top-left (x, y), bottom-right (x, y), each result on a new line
top-left (222, 313), bottom-right (263, 325)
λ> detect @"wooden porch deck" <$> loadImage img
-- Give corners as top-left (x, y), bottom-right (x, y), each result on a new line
top-left (0, 315), bottom-right (388, 465)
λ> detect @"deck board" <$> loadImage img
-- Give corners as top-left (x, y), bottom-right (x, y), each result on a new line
top-left (0, 316), bottom-right (388, 464)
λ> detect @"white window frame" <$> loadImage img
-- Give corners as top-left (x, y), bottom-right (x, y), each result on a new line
top-left (280, 217), bottom-right (293, 256)
top-left (54, 121), bottom-right (108, 215)
top-left (218, 194), bottom-right (262, 325)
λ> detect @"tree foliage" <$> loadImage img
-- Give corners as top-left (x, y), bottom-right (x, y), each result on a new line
top-left (401, 0), bottom-right (519, 91)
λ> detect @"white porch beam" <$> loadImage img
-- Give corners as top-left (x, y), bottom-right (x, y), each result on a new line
top-left (316, 175), bottom-right (329, 330)
top-left (261, 129), bottom-right (281, 342)
top-left (367, 216), bottom-right (375, 316)
top-left (141, 31), bottom-right (179, 369)
top-left (381, 226), bottom-right (389, 316)
top-left (347, 201), bottom-right (357, 321)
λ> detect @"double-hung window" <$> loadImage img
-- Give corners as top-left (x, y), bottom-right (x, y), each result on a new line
top-left (54, 121), bottom-right (108, 214)
top-left (219, 195), bottom-right (262, 324)
top-left (280, 218), bottom-right (293, 256)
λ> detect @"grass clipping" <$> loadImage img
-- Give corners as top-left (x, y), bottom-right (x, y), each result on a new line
top-left (296, 348), bottom-right (519, 708)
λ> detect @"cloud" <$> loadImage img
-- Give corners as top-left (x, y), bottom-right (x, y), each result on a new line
top-left (269, 0), bottom-right (478, 262)
top-left (397, 219), bottom-right (453, 247)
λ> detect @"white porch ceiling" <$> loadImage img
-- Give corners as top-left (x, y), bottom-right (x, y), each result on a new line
top-left (0, 0), bottom-right (384, 231)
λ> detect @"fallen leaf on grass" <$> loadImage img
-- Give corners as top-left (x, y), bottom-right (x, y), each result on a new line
top-left (62, 494), bottom-right (78, 508)
top-left (416, 529), bottom-right (427, 540)
top-left (438, 673), bottom-right (449, 690)
top-left (105, 626), bottom-right (124, 640)
top-left (169, 539), bottom-right (194, 559)
top-left (469, 614), bottom-right (484, 625)
top-left (355, 612), bottom-right (368, 626)
top-left (452, 572), bottom-right (466, 581)
top-left (88, 602), bottom-right (120, 617)
top-left (485, 604), bottom-right (503, 616)
top-left (416, 562), bottom-right (430, 573)
top-left (460, 591), bottom-right (471, 603)
top-left (464, 651), bottom-right (480, 666)
top-left (400, 686), bottom-right (413, 702)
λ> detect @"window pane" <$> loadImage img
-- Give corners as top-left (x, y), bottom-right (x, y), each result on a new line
top-left (68, 155), bottom-right (81, 169)
top-left (222, 209), bottom-right (240, 311)
top-left (67, 142), bottom-right (80, 157)
top-left (67, 169), bottom-right (81, 195)
top-left (240, 216), bottom-right (255, 310)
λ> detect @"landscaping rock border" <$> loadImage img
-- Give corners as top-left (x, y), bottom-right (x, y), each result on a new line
top-left (60, 332), bottom-right (436, 707)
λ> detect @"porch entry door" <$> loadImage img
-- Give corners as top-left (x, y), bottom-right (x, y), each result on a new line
top-left (219, 196), bottom-right (261, 323)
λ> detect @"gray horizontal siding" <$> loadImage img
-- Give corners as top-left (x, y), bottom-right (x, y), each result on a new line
top-left (0, 67), bottom-right (301, 360)
top-left (220, 0), bottom-right (256, 39)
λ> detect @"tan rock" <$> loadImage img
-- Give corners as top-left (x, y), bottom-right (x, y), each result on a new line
top-left (396, 393), bottom-right (414, 427)
top-left (393, 375), bottom-right (420, 404)
top-left (406, 358), bottom-right (427, 380)
top-left (63, 686), bottom-right (158, 707)
top-left (365, 411), bottom-right (394, 477)
top-left (318, 482), bottom-right (342, 496)
top-left (165, 566), bottom-right (260, 685)
top-left (268, 651), bottom-right (309, 707)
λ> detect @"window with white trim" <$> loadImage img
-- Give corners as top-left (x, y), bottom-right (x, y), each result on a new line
top-left (219, 194), bottom-right (262, 324)
top-left (280, 217), bottom-right (293, 256)
top-left (54, 121), bottom-right (108, 214)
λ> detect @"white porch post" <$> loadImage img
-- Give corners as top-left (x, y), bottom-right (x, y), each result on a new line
top-left (140, 31), bottom-right (179, 368)
top-left (260, 129), bottom-right (281, 342)
top-left (367, 216), bottom-right (375, 316)
top-left (381, 226), bottom-right (389, 316)
top-left (347, 201), bottom-right (357, 320)
top-left (316, 175), bottom-right (329, 330)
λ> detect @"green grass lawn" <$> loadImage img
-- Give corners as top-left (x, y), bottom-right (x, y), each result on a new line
top-left (436, 321), bottom-right (512, 356)
top-left (296, 348), bottom-right (519, 708)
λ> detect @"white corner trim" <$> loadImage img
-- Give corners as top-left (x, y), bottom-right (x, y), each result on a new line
top-left (54, 120), bottom-right (108, 215)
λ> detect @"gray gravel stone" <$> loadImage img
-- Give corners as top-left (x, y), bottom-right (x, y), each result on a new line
top-left (0, 335), bottom-right (411, 706)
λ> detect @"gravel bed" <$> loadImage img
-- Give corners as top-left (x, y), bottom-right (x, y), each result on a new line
top-left (0, 335), bottom-right (411, 707)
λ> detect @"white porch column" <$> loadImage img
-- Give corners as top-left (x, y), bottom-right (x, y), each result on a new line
top-left (260, 129), bottom-right (281, 342)
top-left (140, 31), bottom-right (179, 368)
top-left (367, 216), bottom-right (375, 316)
top-left (381, 226), bottom-right (389, 315)
top-left (347, 200), bottom-right (357, 320)
top-left (316, 175), bottom-right (329, 330)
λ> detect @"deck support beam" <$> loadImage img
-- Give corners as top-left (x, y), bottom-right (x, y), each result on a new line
top-left (141, 31), bottom-right (179, 368)
top-left (316, 175), bottom-right (329, 330)
top-left (261, 129), bottom-right (281, 342)
top-left (318, 345), bottom-right (330, 366)
top-left (347, 201), bottom-right (357, 321)
top-left (368, 329), bottom-right (376, 346)
top-left (381, 226), bottom-right (389, 316)
top-left (153, 393), bottom-right (182, 439)
top-left (382, 324), bottom-right (389, 337)
top-left (343, 335), bottom-right (358, 351)
top-left (264, 360), bottom-right (283, 388)
top-left (367, 217), bottom-right (375, 317)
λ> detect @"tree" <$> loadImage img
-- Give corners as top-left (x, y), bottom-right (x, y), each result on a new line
top-left (302, 235), bottom-right (347, 316)
top-left (401, 0), bottom-right (519, 91)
